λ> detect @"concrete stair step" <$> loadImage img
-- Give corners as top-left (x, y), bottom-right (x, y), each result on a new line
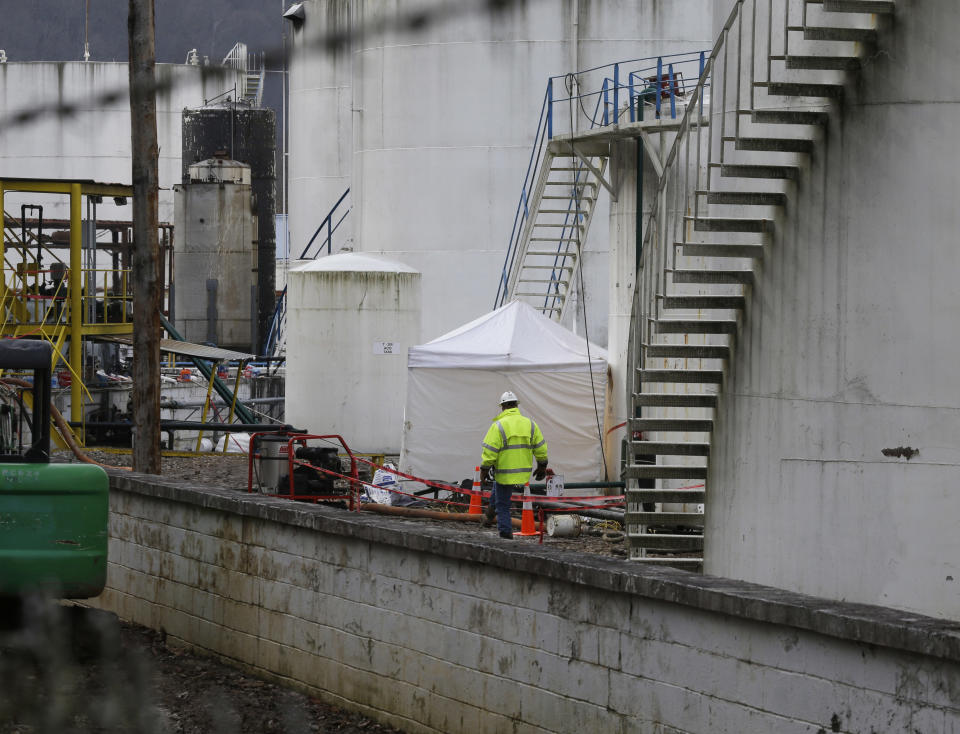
top-left (631, 440), bottom-right (712, 456)
top-left (639, 369), bottom-right (724, 384)
top-left (661, 294), bottom-right (746, 310)
top-left (627, 487), bottom-right (707, 503)
top-left (633, 392), bottom-right (718, 408)
top-left (791, 25), bottom-right (878, 43)
top-left (680, 242), bottom-right (765, 259)
top-left (630, 418), bottom-right (714, 433)
top-left (811, 0), bottom-right (895, 13)
top-left (643, 343), bottom-right (730, 360)
top-left (747, 108), bottom-right (829, 126)
top-left (717, 163), bottom-right (800, 180)
top-left (627, 533), bottom-right (704, 551)
top-left (701, 190), bottom-right (788, 207)
top-left (626, 512), bottom-right (706, 527)
top-left (672, 268), bottom-right (754, 285)
top-left (655, 319), bottom-right (737, 335)
top-left (758, 81), bottom-right (845, 99)
top-left (685, 216), bottom-right (774, 233)
top-left (775, 54), bottom-right (861, 71)
top-left (725, 136), bottom-right (815, 154)
top-left (625, 464), bottom-right (708, 480)
top-left (628, 555), bottom-right (704, 565)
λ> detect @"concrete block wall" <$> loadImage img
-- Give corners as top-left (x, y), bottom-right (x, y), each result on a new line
top-left (92, 473), bottom-right (960, 733)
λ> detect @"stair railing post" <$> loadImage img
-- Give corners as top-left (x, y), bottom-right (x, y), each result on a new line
top-left (699, 52), bottom-right (706, 116)
top-left (327, 213), bottom-right (332, 254)
top-left (750, 0), bottom-right (758, 109)
top-left (629, 71), bottom-right (636, 123)
top-left (547, 78), bottom-right (553, 139)
top-left (613, 63), bottom-right (620, 124)
top-left (655, 57), bottom-right (662, 119)
top-left (668, 64), bottom-right (676, 119)
top-left (735, 3), bottom-right (743, 137)
top-left (783, 0), bottom-right (790, 67)
top-left (602, 78), bottom-right (609, 126)
top-left (720, 28), bottom-right (729, 164)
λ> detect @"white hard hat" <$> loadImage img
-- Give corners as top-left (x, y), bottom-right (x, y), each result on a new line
top-left (499, 390), bottom-right (518, 405)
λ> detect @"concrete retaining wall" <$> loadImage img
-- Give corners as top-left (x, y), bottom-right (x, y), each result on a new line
top-left (92, 472), bottom-right (960, 733)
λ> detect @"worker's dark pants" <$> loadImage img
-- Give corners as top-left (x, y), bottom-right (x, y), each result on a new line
top-left (493, 482), bottom-right (521, 536)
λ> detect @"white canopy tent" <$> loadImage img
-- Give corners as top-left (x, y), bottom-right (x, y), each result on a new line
top-left (399, 300), bottom-right (609, 486)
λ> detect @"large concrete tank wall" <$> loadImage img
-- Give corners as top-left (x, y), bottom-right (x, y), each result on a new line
top-left (0, 62), bottom-right (242, 223)
top-left (287, 0), bottom-right (712, 343)
top-left (705, 0), bottom-right (960, 620)
top-left (285, 253), bottom-right (421, 454)
top-left (287, 1), bottom-right (357, 259)
top-left (182, 106), bottom-right (277, 352)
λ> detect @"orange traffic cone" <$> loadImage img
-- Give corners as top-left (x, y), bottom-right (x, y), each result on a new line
top-left (468, 466), bottom-right (483, 515)
top-left (517, 482), bottom-right (538, 537)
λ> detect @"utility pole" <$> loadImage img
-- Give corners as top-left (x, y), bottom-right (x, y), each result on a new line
top-left (128, 0), bottom-right (162, 474)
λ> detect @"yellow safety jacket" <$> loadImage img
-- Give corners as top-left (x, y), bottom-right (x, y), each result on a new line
top-left (480, 407), bottom-right (548, 486)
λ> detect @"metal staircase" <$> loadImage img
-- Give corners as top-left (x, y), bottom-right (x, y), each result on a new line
top-left (496, 53), bottom-right (707, 320)
top-left (626, 0), bottom-right (894, 567)
top-left (222, 42), bottom-right (264, 107)
top-left (502, 148), bottom-right (607, 319)
top-left (266, 189), bottom-right (352, 359)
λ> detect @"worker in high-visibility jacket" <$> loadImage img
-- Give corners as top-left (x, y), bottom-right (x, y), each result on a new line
top-left (480, 391), bottom-right (548, 538)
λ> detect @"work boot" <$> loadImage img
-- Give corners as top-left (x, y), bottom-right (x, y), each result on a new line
top-left (481, 503), bottom-right (495, 528)
top-left (499, 531), bottom-right (513, 539)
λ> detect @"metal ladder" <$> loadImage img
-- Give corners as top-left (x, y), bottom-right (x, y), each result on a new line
top-left (626, 0), bottom-right (895, 568)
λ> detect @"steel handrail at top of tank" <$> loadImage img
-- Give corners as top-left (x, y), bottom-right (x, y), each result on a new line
top-left (0, 339), bottom-right (109, 600)
top-left (496, 50), bottom-right (709, 309)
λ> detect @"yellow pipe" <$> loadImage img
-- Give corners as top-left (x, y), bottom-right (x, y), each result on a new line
top-left (195, 361), bottom-right (219, 452)
top-left (69, 183), bottom-right (83, 435)
top-left (0, 180), bottom-right (131, 198)
top-left (222, 360), bottom-right (246, 454)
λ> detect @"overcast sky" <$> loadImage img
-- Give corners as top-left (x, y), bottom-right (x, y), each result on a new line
top-left (0, 0), bottom-right (284, 66)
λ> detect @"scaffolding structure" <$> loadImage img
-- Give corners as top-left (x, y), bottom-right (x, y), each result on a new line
top-left (0, 177), bottom-right (173, 437)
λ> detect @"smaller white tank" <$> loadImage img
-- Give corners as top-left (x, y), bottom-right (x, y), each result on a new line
top-left (285, 253), bottom-right (421, 454)
top-left (173, 158), bottom-right (257, 350)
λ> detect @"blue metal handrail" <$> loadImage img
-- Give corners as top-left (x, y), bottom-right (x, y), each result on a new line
top-left (264, 286), bottom-right (286, 358)
top-left (496, 51), bottom-right (708, 310)
top-left (547, 51), bottom-right (708, 134)
top-left (299, 187), bottom-right (351, 259)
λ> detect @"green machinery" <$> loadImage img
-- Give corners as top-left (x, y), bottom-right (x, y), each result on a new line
top-left (0, 339), bottom-right (108, 599)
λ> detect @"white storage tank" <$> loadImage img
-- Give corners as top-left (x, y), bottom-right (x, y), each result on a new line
top-left (286, 0), bottom-right (713, 343)
top-left (0, 61), bottom-right (242, 223)
top-left (285, 253), bottom-right (421, 454)
top-left (173, 158), bottom-right (257, 350)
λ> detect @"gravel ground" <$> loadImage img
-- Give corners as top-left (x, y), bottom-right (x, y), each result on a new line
top-left (0, 602), bottom-right (403, 734)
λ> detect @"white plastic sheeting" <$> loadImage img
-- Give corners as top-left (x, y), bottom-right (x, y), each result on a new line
top-left (400, 301), bottom-right (608, 484)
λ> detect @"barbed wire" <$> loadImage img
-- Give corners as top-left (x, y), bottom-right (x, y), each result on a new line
top-left (0, 0), bottom-right (531, 132)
